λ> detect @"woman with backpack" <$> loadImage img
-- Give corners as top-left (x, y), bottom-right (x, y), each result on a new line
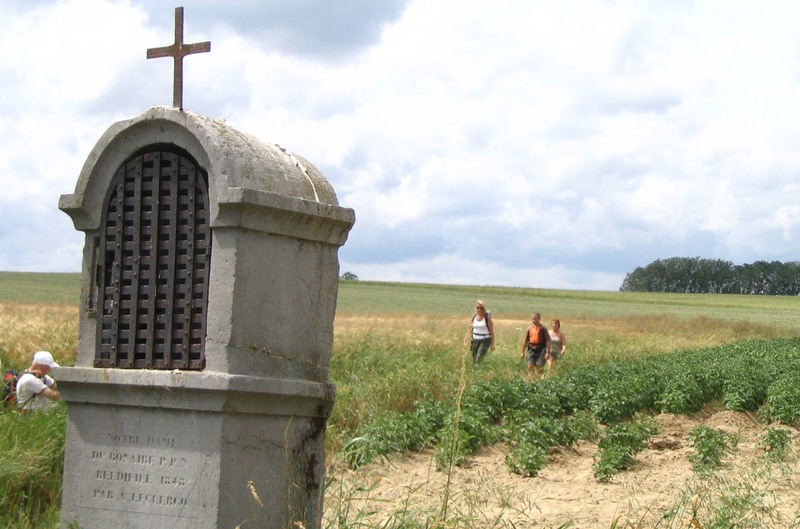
top-left (463, 300), bottom-right (494, 363)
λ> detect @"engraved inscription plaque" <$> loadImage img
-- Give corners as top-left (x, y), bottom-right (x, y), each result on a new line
top-left (68, 404), bottom-right (218, 527)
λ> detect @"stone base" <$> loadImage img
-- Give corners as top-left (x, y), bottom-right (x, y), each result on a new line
top-left (59, 367), bottom-right (333, 529)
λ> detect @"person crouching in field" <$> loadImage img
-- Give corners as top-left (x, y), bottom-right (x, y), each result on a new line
top-left (463, 300), bottom-right (494, 363)
top-left (520, 312), bottom-right (550, 379)
top-left (16, 351), bottom-right (60, 412)
top-left (547, 319), bottom-right (567, 375)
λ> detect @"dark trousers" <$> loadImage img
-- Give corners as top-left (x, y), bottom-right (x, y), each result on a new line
top-left (471, 337), bottom-right (491, 363)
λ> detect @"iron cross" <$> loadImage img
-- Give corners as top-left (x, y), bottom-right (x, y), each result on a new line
top-left (147, 7), bottom-right (211, 109)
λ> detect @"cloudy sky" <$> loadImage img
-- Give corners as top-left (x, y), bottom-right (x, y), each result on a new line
top-left (3, 0), bottom-right (800, 291)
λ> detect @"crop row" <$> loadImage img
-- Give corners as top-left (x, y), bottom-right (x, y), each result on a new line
top-left (341, 338), bottom-right (800, 478)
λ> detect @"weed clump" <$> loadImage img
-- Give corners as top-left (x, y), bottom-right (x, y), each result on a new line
top-left (687, 425), bottom-right (739, 474)
top-left (758, 426), bottom-right (793, 462)
top-left (592, 415), bottom-right (657, 482)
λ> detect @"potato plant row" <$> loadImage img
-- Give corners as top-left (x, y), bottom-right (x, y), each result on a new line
top-left (341, 338), bottom-right (800, 478)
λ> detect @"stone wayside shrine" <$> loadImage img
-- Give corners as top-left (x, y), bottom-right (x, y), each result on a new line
top-left (56, 9), bottom-right (355, 529)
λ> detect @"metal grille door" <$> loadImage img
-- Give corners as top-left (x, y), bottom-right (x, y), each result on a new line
top-left (96, 149), bottom-right (210, 369)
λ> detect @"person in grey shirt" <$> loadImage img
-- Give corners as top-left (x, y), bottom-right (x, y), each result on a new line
top-left (16, 351), bottom-right (60, 412)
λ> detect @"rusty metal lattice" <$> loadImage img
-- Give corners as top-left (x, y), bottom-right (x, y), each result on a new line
top-left (96, 148), bottom-right (210, 369)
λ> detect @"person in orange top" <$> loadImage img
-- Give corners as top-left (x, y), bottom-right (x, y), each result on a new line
top-left (519, 312), bottom-right (550, 379)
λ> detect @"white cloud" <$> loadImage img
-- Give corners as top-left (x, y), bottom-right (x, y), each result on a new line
top-left (3, 0), bottom-right (800, 290)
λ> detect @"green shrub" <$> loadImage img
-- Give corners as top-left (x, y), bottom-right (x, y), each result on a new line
top-left (722, 367), bottom-right (768, 412)
top-left (758, 426), bottom-right (792, 462)
top-left (342, 399), bottom-right (449, 468)
top-left (688, 425), bottom-right (739, 474)
top-left (508, 416), bottom-right (567, 450)
top-left (453, 406), bottom-right (501, 448)
top-left (593, 443), bottom-right (636, 482)
top-left (557, 369), bottom-right (600, 412)
top-left (761, 376), bottom-right (800, 424)
top-left (433, 423), bottom-right (472, 471)
top-left (592, 416), bottom-right (657, 482)
top-left (505, 443), bottom-right (547, 477)
top-left (692, 361), bottom-right (726, 402)
top-left (590, 360), bottom-right (664, 424)
top-left (563, 410), bottom-right (600, 442)
top-left (462, 379), bottom-right (524, 421)
top-left (657, 372), bottom-right (705, 414)
top-left (534, 379), bottom-right (575, 417)
top-left (590, 381), bottom-right (640, 424)
top-left (507, 410), bottom-right (599, 453)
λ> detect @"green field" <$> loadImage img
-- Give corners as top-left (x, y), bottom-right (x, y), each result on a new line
top-left (2, 271), bottom-right (798, 329)
top-left (0, 272), bottom-right (80, 305)
top-left (2, 272), bottom-right (800, 529)
top-left (337, 279), bottom-right (800, 329)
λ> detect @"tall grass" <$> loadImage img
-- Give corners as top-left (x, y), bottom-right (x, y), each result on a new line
top-left (0, 303), bottom-right (78, 372)
top-left (0, 277), bottom-right (76, 528)
top-left (0, 406), bottom-right (66, 529)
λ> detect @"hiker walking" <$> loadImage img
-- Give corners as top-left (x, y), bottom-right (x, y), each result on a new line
top-left (16, 351), bottom-right (60, 412)
top-left (520, 312), bottom-right (550, 379)
top-left (464, 300), bottom-right (494, 363)
top-left (546, 319), bottom-right (567, 374)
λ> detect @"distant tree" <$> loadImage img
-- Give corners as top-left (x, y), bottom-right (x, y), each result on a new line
top-left (785, 261), bottom-right (800, 295)
top-left (619, 265), bottom-right (647, 292)
top-left (340, 271), bottom-right (359, 281)
top-left (620, 257), bottom-right (800, 295)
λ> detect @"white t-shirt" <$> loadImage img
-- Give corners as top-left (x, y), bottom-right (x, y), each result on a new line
top-left (472, 316), bottom-right (491, 339)
top-left (15, 372), bottom-right (57, 411)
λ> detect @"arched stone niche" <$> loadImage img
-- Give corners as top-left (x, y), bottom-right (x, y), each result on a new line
top-left (60, 105), bottom-right (355, 380)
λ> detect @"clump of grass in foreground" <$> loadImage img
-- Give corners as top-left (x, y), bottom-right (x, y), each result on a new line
top-left (0, 404), bottom-right (66, 529)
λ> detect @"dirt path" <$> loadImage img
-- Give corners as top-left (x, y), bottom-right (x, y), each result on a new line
top-left (325, 410), bottom-right (800, 528)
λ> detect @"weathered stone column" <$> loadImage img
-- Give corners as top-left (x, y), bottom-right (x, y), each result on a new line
top-left (58, 106), bottom-right (354, 529)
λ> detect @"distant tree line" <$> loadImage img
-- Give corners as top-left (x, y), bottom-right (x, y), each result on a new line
top-left (619, 257), bottom-right (800, 295)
